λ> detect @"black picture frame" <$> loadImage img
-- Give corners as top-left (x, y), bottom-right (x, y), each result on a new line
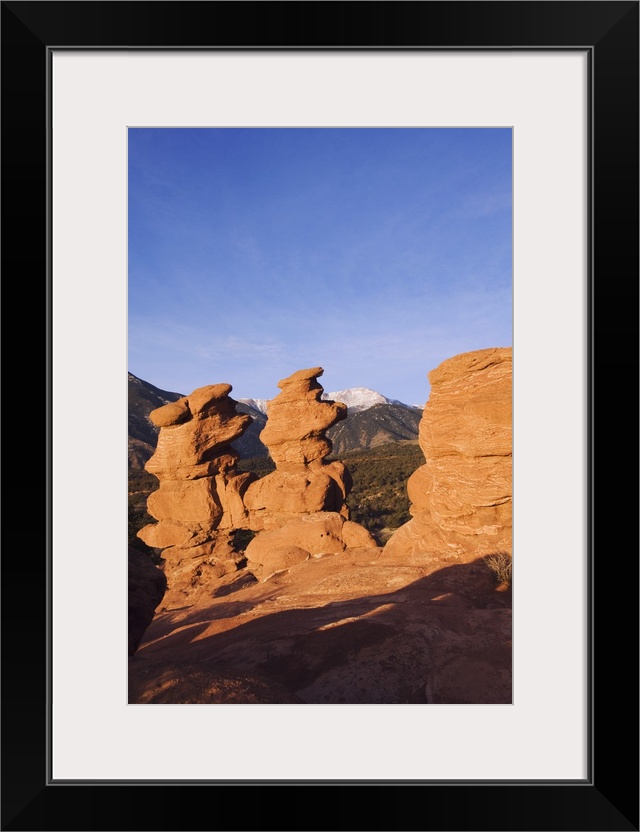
top-left (2, 2), bottom-right (638, 830)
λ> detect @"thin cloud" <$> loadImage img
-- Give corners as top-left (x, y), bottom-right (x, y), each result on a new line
top-left (129, 127), bottom-right (512, 405)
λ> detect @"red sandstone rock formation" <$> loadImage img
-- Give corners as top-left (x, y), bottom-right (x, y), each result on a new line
top-left (384, 347), bottom-right (512, 564)
top-left (128, 355), bottom-right (512, 704)
top-left (137, 383), bottom-right (256, 607)
top-left (244, 368), bottom-right (350, 529)
top-left (243, 512), bottom-right (379, 581)
top-left (243, 367), bottom-right (377, 578)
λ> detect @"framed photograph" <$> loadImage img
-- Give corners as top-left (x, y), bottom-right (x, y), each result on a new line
top-left (3, 1), bottom-right (637, 830)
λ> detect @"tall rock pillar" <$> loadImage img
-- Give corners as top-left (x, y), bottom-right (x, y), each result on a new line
top-left (243, 367), bottom-right (377, 579)
top-left (137, 383), bottom-right (256, 606)
top-left (244, 367), bottom-right (352, 530)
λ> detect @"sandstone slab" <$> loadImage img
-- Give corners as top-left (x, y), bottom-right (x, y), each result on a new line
top-left (385, 347), bottom-right (512, 561)
top-left (129, 548), bottom-right (511, 704)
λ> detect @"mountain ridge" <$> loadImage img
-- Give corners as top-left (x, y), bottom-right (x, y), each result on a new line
top-left (128, 373), bottom-right (183, 469)
top-left (128, 372), bottom-right (421, 468)
top-left (238, 387), bottom-right (414, 414)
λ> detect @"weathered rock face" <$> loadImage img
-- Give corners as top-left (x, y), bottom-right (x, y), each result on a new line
top-left (244, 368), bottom-right (351, 530)
top-left (384, 348), bottom-right (512, 564)
top-left (128, 546), bottom-right (167, 656)
top-left (137, 384), bottom-right (257, 608)
top-left (243, 368), bottom-right (377, 578)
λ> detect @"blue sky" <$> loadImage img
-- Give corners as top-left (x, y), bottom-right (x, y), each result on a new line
top-left (128, 128), bottom-right (512, 407)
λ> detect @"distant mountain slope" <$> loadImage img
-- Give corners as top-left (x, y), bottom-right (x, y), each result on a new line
top-left (326, 403), bottom-right (422, 456)
top-left (233, 402), bottom-right (268, 458)
top-left (237, 397), bottom-right (269, 414)
top-left (128, 373), bottom-right (421, 468)
top-left (128, 373), bottom-right (183, 469)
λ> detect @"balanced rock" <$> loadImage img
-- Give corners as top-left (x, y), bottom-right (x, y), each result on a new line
top-left (137, 383), bottom-right (257, 607)
top-left (384, 348), bottom-right (512, 563)
top-left (243, 368), bottom-right (377, 577)
top-left (244, 368), bottom-right (351, 530)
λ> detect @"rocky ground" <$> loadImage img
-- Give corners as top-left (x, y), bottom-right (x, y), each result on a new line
top-left (129, 348), bottom-right (513, 706)
top-left (129, 545), bottom-right (511, 705)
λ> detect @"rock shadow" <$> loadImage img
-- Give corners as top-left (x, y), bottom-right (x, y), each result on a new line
top-left (130, 555), bottom-right (512, 705)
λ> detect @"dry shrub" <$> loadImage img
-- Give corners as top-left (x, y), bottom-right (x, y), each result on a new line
top-left (484, 553), bottom-right (512, 588)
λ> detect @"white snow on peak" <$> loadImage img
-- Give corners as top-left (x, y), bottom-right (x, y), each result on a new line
top-left (237, 398), bottom-right (269, 414)
top-left (323, 387), bottom-right (401, 412)
top-left (239, 388), bottom-right (413, 415)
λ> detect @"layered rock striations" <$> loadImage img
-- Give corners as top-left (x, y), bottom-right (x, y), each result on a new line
top-left (243, 367), bottom-right (377, 579)
top-left (244, 367), bottom-right (351, 530)
top-left (137, 383), bottom-right (257, 606)
top-left (384, 348), bottom-right (512, 563)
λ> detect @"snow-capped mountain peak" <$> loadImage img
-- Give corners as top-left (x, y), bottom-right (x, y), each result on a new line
top-left (238, 387), bottom-right (414, 415)
top-left (323, 387), bottom-right (406, 412)
top-left (236, 397), bottom-right (269, 414)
